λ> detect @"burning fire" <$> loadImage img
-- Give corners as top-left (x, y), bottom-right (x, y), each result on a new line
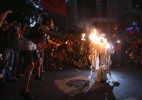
top-left (81, 33), bottom-right (86, 40)
top-left (89, 28), bottom-right (109, 47)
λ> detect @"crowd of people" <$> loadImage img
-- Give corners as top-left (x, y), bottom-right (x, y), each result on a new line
top-left (0, 9), bottom-right (142, 100)
top-left (111, 29), bottom-right (142, 69)
top-left (0, 10), bottom-right (91, 100)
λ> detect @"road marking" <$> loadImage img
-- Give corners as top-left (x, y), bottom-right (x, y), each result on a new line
top-left (72, 68), bottom-right (81, 72)
top-left (124, 97), bottom-right (139, 100)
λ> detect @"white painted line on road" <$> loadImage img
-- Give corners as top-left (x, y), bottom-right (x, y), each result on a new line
top-left (124, 97), bottom-right (139, 100)
top-left (72, 68), bottom-right (81, 72)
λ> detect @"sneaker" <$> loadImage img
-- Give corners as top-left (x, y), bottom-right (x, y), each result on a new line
top-left (13, 76), bottom-right (18, 80)
top-left (20, 91), bottom-right (35, 100)
top-left (16, 74), bottom-right (23, 78)
top-left (40, 70), bottom-right (46, 73)
top-left (34, 76), bottom-right (44, 81)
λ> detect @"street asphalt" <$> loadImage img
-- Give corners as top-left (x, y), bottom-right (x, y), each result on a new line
top-left (0, 66), bottom-right (142, 100)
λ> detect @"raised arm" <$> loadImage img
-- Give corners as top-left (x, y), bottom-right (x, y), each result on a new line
top-left (0, 10), bottom-right (12, 27)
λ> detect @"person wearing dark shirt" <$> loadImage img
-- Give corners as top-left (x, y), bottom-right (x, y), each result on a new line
top-left (19, 16), bottom-right (62, 100)
top-left (0, 10), bottom-right (17, 86)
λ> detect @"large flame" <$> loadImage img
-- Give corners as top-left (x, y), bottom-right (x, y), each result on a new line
top-left (89, 29), bottom-right (107, 43)
top-left (89, 29), bottom-right (100, 44)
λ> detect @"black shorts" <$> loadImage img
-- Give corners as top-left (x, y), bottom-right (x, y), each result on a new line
top-left (20, 50), bottom-right (40, 65)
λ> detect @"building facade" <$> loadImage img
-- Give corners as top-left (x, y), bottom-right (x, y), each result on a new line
top-left (67, 0), bottom-right (142, 34)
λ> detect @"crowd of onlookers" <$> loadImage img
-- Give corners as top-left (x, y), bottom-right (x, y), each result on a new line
top-left (0, 10), bottom-right (24, 86)
top-left (110, 29), bottom-right (142, 69)
top-left (42, 34), bottom-right (91, 71)
top-left (125, 30), bottom-right (142, 69)
top-left (0, 10), bottom-right (92, 87)
top-left (0, 9), bottom-right (142, 88)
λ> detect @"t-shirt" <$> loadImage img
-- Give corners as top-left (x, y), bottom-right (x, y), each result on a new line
top-left (24, 26), bottom-right (44, 44)
top-left (0, 27), bottom-right (19, 49)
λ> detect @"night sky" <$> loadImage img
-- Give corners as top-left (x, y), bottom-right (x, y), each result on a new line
top-left (0, 0), bottom-right (66, 27)
top-left (0, 0), bottom-right (38, 24)
top-left (0, 0), bottom-right (32, 12)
